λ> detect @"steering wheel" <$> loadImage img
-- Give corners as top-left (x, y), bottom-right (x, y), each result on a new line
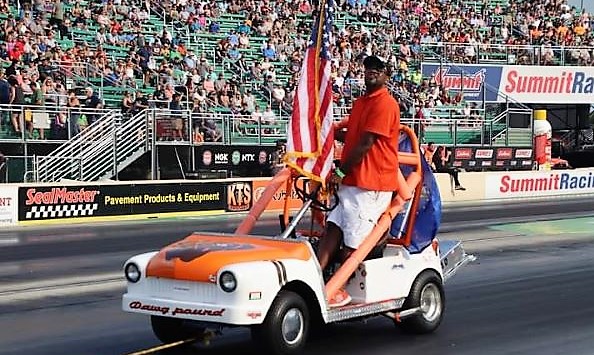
top-left (293, 177), bottom-right (339, 212)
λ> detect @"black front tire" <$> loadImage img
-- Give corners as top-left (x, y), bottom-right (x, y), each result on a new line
top-left (251, 290), bottom-right (310, 355)
top-left (399, 270), bottom-right (445, 334)
top-left (151, 315), bottom-right (205, 344)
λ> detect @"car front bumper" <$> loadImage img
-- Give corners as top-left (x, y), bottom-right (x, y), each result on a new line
top-left (122, 293), bottom-right (267, 325)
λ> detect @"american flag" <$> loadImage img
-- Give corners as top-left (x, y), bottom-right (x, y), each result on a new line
top-left (284, 0), bottom-right (335, 185)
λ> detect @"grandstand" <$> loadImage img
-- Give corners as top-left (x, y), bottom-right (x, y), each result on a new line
top-left (0, 0), bottom-right (591, 181)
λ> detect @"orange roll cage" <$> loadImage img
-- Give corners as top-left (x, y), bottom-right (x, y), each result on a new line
top-left (234, 124), bottom-right (423, 303)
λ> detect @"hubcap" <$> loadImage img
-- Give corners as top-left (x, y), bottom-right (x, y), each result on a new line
top-left (420, 283), bottom-right (442, 322)
top-left (281, 308), bottom-right (304, 345)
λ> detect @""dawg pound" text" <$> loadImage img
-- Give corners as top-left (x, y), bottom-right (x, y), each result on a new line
top-left (129, 301), bottom-right (225, 317)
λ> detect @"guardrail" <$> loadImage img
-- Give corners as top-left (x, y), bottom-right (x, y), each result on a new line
top-left (0, 104), bottom-right (117, 142)
top-left (419, 42), bottom-right (594, 67)
top-left (2, 103), bottom-right (514, 144)
top-left (9, 104), bottom-right (533, 183)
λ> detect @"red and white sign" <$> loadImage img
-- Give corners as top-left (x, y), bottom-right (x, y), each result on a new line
top-left (455, 148), bottom-right (473, 160)
top-left (485, 169), bottom-right (594, 198)
top-left (497, 148), bottom-right (513, 159)
top-left (515, 149), bottom-right (533, 159)
top-left (0, 186), bottom-right (18, 226)
top-left (424, 63), bottom-right (594, 104)
top-left (501, 66), bottom-right (594, 104)
top-left (475, 149), bottom-right (494, 159)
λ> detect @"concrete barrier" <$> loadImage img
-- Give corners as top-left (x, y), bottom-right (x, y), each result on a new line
top-left (2, 168), bottom-right (593, 227)
top-left (436, 168), bottom-right (594, 202)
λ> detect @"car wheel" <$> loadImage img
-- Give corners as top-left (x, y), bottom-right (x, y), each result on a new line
top-left (399, 270), bottom-right (445, 334)
top-left (251, 290), bottom-right (309, 354)
top-left (151, 315), bottom-right (205, 344)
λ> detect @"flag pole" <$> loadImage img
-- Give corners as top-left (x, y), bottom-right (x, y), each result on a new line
top-left (313, 0), bottom-right (326, 157)
top-left (283, 0), bottom-right (334, 187)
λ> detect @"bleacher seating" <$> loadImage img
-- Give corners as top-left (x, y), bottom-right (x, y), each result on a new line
top-left (0, 0), bottom-right (590, 145)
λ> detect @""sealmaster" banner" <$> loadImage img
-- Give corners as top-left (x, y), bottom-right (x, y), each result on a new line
top-left (19, 183), bottom-right (226, 221)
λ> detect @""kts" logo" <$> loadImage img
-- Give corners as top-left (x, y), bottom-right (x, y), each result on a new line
top-left (227, 182), bottom-right (252, 212)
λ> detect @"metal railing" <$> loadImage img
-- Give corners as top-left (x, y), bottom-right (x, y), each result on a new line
top-left (0, 155), bottom-right (35, 183)
top-left (419, 42), bottom-right (594, 66)
top-left (86, 110), bottom-right (154, 181)
top-left (487, 107), bottom-right (533, 146)
top-left (56, 61), bottom-right (102, 90)
top-left (32, 108), bottom-right (187, 182)
top-left (34, 109), bottom-right (119, 182)
top-left (3, 104), bottom-right (528, 147)
top-left (0, 104), bottom-right (118, 142)
top-left (15, 105), bottom-right (534, 183)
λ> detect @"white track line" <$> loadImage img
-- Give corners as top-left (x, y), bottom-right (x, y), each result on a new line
top-left (0, 272), bottom-right (124, 304)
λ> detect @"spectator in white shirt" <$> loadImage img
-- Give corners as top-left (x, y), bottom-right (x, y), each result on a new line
top-left (262, 105), bottom-right (276, 125)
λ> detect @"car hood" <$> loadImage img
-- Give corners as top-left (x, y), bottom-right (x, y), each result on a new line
top-left (145, 233), bottom-right (312, 282)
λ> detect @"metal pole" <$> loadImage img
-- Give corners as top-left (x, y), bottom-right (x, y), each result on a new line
top-left (278, 199), bottom-right (313, 239)
top-left (80, 130), bottom-right (84, 179)
top-left (190, 145), bottom-right (195, 172)
top-left (3, 159), bottom-right (7, 183)
top-left (258, 115), bottom-right (262, 146)
top-left (24, 141), bottom-right (29, 182)
top-left (460, 69), bottom-right (464, 98)
top-left (112, 118), bottom-right (118, 180)
top-left (483, 79), bottom-right (487, 146)
top-left (151, 110), bottom-right (157, 180)
top-left (505, 110), bottom-right (510, 146)
top-left (489, 120), bottom-right (493, 147)
top-left (453, 120), bottom-right (457, 146)
top-left (187, 107), bottom-right (192, 145)
top-left (156, 145), bottom-right (161, 180)
top-left (505, 96), bottom-right (509, 146)
top-left (145, 110), bottom-right (149, 151)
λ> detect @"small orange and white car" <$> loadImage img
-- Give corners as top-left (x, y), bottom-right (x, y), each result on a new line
top-left (122, 126), bottom-right (475, 354)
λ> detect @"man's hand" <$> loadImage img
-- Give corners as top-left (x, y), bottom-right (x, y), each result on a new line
top-left (333, 117), bottom-right (349, 143)
top-left (329, 172), bottom-right (343, 185)
top-left (335, 129), bottom-right (346, 142)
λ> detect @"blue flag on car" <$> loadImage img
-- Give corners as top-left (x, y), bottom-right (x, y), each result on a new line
top-left (389, 133), bottom-right (442, 253)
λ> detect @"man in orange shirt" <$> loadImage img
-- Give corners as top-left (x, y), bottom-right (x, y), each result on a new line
top-left (317, 55), bottom-right (401, 307)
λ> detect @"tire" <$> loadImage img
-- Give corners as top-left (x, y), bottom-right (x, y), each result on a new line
top-left (399, 270), bottom-right (445, 334)
top-left (151, 315), bottom-right (205, 344)
top-left (251, 290), bottom-right (310, 355)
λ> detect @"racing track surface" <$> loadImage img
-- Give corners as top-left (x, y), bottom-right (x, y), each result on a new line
top-left (1, 196), bottom-right (594, 355)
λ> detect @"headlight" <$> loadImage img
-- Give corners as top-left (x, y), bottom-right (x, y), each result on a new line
top-left (125, 263), bottom-right (141, 283)
top-left (219, 271), bottom-right (237, 292)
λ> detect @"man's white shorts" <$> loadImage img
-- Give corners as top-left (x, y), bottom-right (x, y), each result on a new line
top-left (327, 185), bottom-right (392, 249)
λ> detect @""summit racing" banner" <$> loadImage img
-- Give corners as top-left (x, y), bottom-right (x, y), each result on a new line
top-left (485, 169), bottom-right (594, 198)
top-left (421, 63), bottom-right (594, 104)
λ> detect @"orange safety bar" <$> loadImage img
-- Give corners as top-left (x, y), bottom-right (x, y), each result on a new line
top-left (325, 124), bottom-right (423, 301)
top-left (234, 168), bottom-right (292, 235)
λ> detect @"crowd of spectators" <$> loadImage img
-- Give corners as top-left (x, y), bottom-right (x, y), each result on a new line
top-left (0, 0), bottom-right (591, 140)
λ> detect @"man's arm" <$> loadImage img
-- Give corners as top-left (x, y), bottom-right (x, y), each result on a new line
top-left (335, 129), bottom-right (346, 142)
top-left (340, 131), bottom-right (377, 175)
top-left (333, 116), bottom-right (349, 143)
